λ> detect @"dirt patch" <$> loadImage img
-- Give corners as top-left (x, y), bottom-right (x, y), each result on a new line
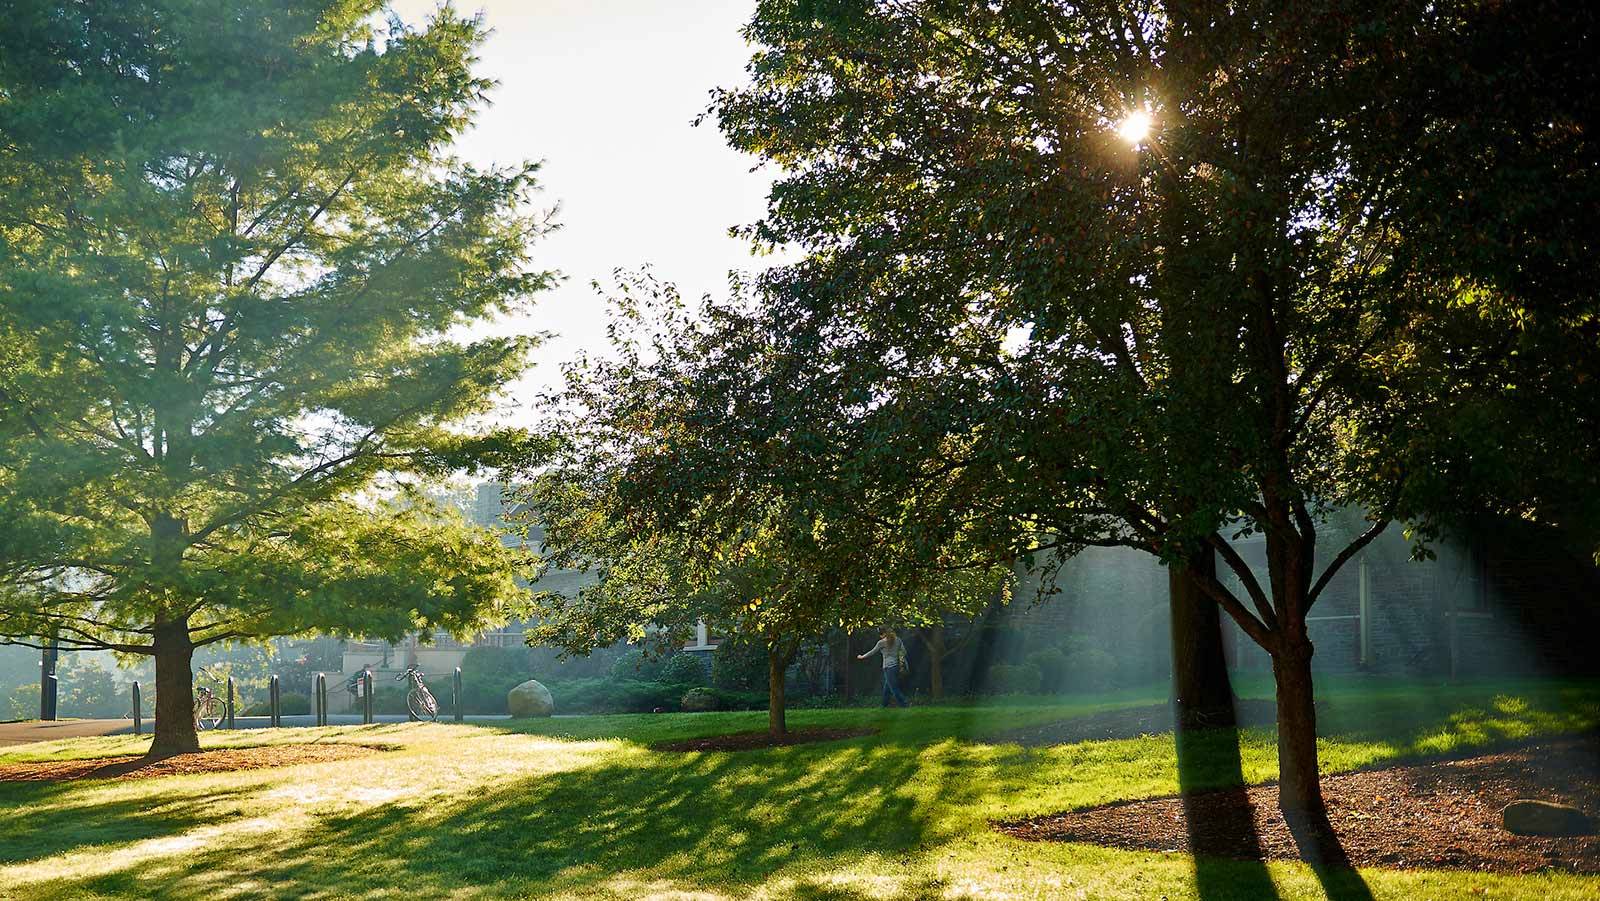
top-left (997, 735), bottom-right (1600, 874)
top-left (992, 699), bottom-right (1289, 746)
top-left (0, 743), bottom-right (384, 783)
top-left (653, 726), bottom-right (877, 752)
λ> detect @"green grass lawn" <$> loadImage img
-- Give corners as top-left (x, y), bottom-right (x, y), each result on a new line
top-left (1, 678), bottom-right (1596, 900)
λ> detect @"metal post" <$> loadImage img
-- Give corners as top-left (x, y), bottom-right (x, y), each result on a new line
top-left (270, 675), bottom-right (281, 727)
top-left (39, 640), bottom-right (59, 721)
top-left (453, 666), bottom-right (463, 723)
top-left (362, 670), bottom-right (373, 724)
top-left (132, 682), bottom-right (142, 736)
top-left (314, 673), bottom-right (327, 726)
top-left (226, 676), bottom-right (236, 729)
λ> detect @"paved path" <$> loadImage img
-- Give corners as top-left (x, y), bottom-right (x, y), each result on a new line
top-left (0, 719), bottom-right (131, 747)
top-left (1, 713), bottom-right (519, 748)
top-left (226, 714), bottom-right (515, 729)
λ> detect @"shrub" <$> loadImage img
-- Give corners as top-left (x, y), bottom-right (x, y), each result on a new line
top-left (459, 671), bottom-right (527, 715)
top-left (456, 646), bottom-right (539, 714)
top-left (548, 678), bottom-right (682, 714)
top-left (1070, 647), bottom-right (1119, 691)
top-left (241, 692), bottom-right (310, 716)
top-left (609, 649), bottom-right (667, 683)
top-left (1060, 637), bottom-right (1118, 691)
top-left (717, 689), bottom-right (768, 710)
top-left (986, 662), bottom-right (1043, 695)
top-left (681, 687), bottom-right (718, 712)
top-left (462, 646), bottom-right (533, 682)
top-left (658, 653), bottom-right (708, 687)
top-left (710, 639), bottom-right (768, 691)
top-left (527, 644), bottom-right (617, 680)
top-left (1025, 648), bottom-right (1069, 692)
top-left (368, 684), bottom-right (412, 716)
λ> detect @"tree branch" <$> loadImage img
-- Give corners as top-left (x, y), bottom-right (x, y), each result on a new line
top-left (1205, 532), bottom-right (1280, 630)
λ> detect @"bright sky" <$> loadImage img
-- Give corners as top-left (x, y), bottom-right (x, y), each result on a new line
top-left (389, 0), bottom-right (775, 424)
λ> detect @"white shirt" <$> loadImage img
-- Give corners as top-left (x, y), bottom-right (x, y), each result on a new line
top-left (864, 637), bottom-right (905, 670)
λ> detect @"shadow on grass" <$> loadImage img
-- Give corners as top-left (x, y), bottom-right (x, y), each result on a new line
top-left (44, 737), bottom-right (957, 898)
top-left (10, 681), bottom-right (1597, 898)
top-left (1283, 811), bottom-right (1376, 901)
top-left (1175, 722), bottom-right (1281, 901)
top-left (0, 782), bottom-right (250, 864)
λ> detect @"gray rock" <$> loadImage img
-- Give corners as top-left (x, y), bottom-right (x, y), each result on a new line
top-left (1502, 799), bottom-right (1592, 836)
top-left (507, 679), bottom-right (555, 718)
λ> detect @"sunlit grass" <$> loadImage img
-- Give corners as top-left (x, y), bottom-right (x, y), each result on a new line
top-left (0, 678), bottom-right (1596, 899)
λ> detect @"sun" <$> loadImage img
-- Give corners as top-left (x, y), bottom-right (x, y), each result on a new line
top-left (1117, 109), bottom-right (1152, 146)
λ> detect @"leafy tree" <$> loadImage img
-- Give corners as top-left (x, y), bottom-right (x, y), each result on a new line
top-left (657, 652), bottom-right (709, 687)
top-left (55, 654), bottom-right (126, 719)
top-left (519, 277), bottom-right (1001, 736)
top-left (709, 638), bottom-right (771, 693)
top-left (709, 0), bottom-right (1597, 839)
top-left (0, 2), bottom-right (546, 755)
top-left (609, 648), bottom-right (668, 682)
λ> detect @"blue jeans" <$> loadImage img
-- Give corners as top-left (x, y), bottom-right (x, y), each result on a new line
top-left (881, 665), bottom-right (909, 707)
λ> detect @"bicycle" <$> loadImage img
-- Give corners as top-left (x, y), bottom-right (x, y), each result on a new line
top-left (396, 666), bottom-right (438, 722)
top-left (193, 667), bottom-right (226, 730)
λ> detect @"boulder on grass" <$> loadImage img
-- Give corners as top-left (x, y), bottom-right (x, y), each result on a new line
top-left (1502, 799), bottom-right (1592, 836)
top-left (508, 679), bottom-right (555, 718)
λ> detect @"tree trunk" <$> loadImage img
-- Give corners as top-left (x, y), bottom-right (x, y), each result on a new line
top-left (767, 644), bottom-right (787, 738)
top-left (149, 621), bottom-right (200, 758)
top-left (1271, 633), bottom-right (1324, 821)
top-left (927, 625), bottom-right (946, 700)
top-left (1170, 545), bottom-right (1237, 730)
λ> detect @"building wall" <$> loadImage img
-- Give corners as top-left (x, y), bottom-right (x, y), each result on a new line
top-left (1004, 511), bottom-right (1599, 685)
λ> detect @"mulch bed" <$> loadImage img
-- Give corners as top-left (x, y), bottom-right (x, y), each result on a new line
top-left (996, 735), bottom-right (1600, 874)
top-left (0, 743), bottom-right (383, 783)
top-left (653, 726), bottom-right (877, 752)
top-left (993, 699), bottom-right (1289, 746)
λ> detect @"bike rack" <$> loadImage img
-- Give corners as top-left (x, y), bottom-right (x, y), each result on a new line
top-left (132, 682), bottom-right (142, 735)
top-left (453, 666), bottom-right (463, 723)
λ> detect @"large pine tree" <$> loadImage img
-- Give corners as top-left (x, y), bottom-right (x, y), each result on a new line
top-left (0, 1), bottom-right (548, 756)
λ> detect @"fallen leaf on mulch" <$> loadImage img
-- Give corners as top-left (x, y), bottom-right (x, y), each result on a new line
top-left (652, 726), bottom-right (877, 753)
top-left (0, 743), bottom-right (384, 783)
top-left (996, 735), bottom-right (1600, 875)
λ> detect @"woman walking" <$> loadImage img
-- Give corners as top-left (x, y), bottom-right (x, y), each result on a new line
top-left (858, 628), bottom-right (910, 708)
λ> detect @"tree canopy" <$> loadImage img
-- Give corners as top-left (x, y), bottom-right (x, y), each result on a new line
top-left (0, 0), bottom-right (548, 754)
top-left (707, 0), bottom-right (1598, 830)
top-left (518, 275), bottom-right (1003, 735)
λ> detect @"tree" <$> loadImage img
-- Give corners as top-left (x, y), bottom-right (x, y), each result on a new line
top-left (0, 1), bottom-right (547, 756)
top-left (709, 0), bottom-right (1597, 840)
top-left (519, 276), bottom-right (1000, 736)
